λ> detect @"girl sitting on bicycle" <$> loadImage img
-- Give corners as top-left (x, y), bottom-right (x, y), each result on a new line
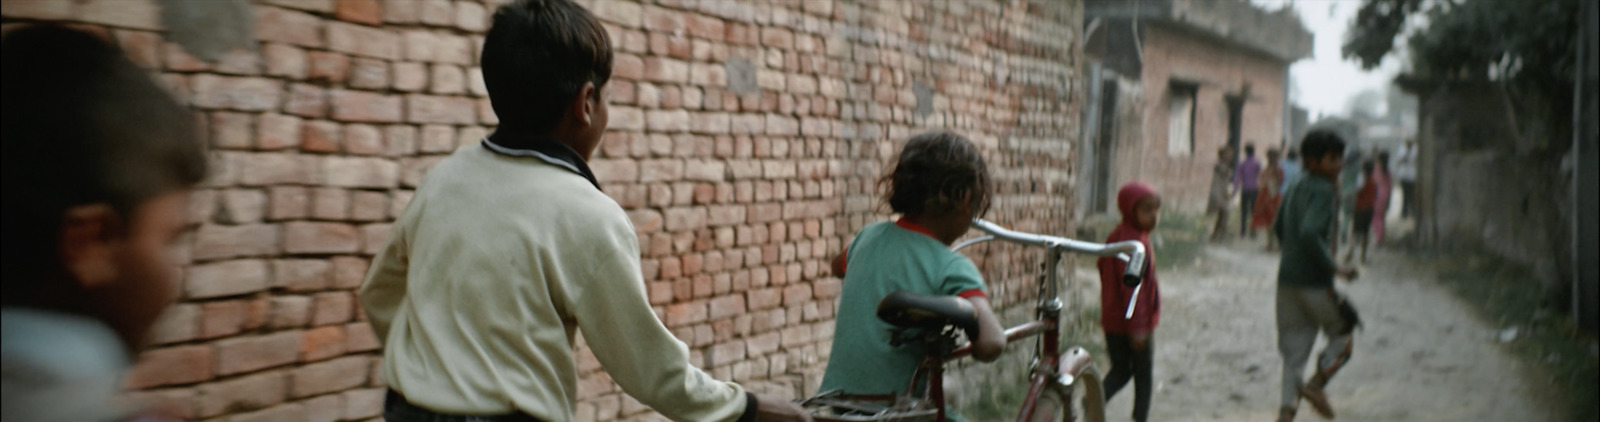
top-left (819, 131), bottom-right (1007, 418)
top-left (1098, 181), bottom-right (1162, 422)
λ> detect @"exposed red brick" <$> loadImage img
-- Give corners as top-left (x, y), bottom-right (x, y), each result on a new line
top-left (275, 259), bottom-right (332, 291)
top-left (80, 0), bottom-right (162, 30)
top-left (335, 0), bottom-right (381, 25)
top-left (216, 331), bottom-right (302, 375)
top-left (301, 120), bottom-right (342, 153)
top-left (200, 300), bottom-right (248, 338)
top-left (146, 303), bottom-right (201, 345)
top-left (304, 393), bottom-right (344, 422)
top-left (417, 0), bottom-right (454, 26)
top-left (360, 223), bottom-right (391, 254)
top-left (329, 89), bottom-right (403, 123)
top-left (270, 296), bottom-right (313, 329)
top-left (230, 402), bottom-right (306, 422)
top-left (254, 5), bottom-right (324, 48)
top-left (284, 83), bottom-right (329, 117)
top-left (430, 64), bottom-right (466, 94)
top-left (322, 156), bottom-right (399, 188)
top-left (454, 1), bottom-right (487, 32)
top-left (126, 345), bottom-right (213, 389)
top-left (311, 291), bottom-right (354, 326)
top-left (191, 75), bottom-right (282, 111)
top-left (1, 0), bottom-right (74, 20)
top-left (347, 57), bottom-right (389, 90)
top-left (341, 388), bottom-right (385, 420)
top-left (326, 21), bottom-right (399, 60)
top-left (405, 94), bottom-right (477, 124)
top-left (115, 29), bottom-right (161, 68)
top-left (591, 0), bottom-right (641, 28)
top-left (344, 321), bottom-right (380, 353)
top-left (331, 256), bottom-right (370, 289)
top-left (272, 173), bottom-right (344, 215)
top-left (284, 222), bottom-right (361, 254)
top-left (186, 259), bottom-right (269, 299)
top-left (289, 356), bottom-right (368, 398)
top-left (301, 325), bottom-right (347, 361)
top-left (268, 186), bottom-right (311, 220)
top-left (196, 371), bottom-right (286, 417)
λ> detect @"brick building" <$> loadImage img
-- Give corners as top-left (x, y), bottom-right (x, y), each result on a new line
top-left (1078, 0), bottom-right (1310, 214)
top-left (2, 0), bottom-right (1089, 420)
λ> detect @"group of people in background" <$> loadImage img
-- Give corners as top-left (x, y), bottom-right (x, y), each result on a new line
top-left (1207, 139), bottom-right (1420, 259)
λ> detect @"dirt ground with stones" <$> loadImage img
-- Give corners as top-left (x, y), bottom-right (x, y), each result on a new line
top-left (1086, 235), bottom-right (1556, 422)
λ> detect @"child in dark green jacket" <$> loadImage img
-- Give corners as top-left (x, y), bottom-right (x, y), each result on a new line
top-left (1272, 130), bottom-right (1361, 422)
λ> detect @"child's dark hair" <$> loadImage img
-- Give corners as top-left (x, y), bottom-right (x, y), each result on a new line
top-left (2, 26), bottom-right (206, 286)
top-left (1299, 129), bottom-right (1346, 162)
top-left (881, 131), bottom-right (993, 217)
top-left (1244, 143), bottom-right (1256, 156)
top-left (481, 0), bottom-right (613, 134)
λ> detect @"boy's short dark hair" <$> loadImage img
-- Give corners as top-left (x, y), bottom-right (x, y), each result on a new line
top-left (1299, 129), bottom-right (1346, 162)
top-left (881, 131), bottom-right (992, 217)
top-left (481, 0), bottom-right (612, 134)
top-left (1, 26), bottom-right (205, 286)
top-left (1244, 143), bottom-right (1256, 156)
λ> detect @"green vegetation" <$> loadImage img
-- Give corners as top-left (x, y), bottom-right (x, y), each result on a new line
top-left (1430, 253), bottom-right (1599, 421)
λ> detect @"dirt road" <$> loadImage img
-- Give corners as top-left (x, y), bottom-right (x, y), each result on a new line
top-left (1093, 240), bottom-right (1557, 422)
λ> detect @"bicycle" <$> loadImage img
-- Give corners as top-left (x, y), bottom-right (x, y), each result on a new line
top-left (802, 218), bottom-right (1148, 422)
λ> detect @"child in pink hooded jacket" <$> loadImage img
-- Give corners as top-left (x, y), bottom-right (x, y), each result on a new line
top-left (1098, 181), bottom-right (1162, 422)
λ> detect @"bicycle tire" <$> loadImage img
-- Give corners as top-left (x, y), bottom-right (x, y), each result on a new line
top-left (1026, 367), bottom-right (1106, 422)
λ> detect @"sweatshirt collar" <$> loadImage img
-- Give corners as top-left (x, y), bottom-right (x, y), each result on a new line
top-left (481, 134), bottom-right (601, 191)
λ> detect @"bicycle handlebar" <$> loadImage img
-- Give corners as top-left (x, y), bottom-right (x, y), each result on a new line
top-left (961, 218), bottom-right (1149, 319)
top-left (967, 218), bottom-right (1147, 288)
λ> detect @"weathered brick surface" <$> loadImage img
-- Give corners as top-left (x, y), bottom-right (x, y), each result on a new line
top-left (7, 0), bottom-right (1087, 419)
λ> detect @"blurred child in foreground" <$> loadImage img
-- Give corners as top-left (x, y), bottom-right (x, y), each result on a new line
top-left (2, 25), bottom-right (207, 421)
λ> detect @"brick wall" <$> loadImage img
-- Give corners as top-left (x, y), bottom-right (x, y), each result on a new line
top-left (1118, 24), bottom-right (1289, 212)
top-left (1, 0), bottom-right (1084, 420)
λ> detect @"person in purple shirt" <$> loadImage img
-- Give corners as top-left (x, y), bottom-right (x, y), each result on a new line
top-left (1234, 143), bottom-right (1262, 238)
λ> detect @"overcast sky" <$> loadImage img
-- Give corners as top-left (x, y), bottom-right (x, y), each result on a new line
top-left (1253, 0), bottom-right (1405, 119)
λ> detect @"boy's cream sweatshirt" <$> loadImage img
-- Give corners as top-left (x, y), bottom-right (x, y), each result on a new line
top-left (359, 145), bottom-right (747, 422)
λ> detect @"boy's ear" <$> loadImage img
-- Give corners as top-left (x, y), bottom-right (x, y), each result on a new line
top-left (58, 204), bottom-right (123, 288)
top-left (575, 81), bottom-right (598, 127)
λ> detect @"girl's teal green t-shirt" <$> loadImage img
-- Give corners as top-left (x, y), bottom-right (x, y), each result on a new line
top-left (819, 220), bottom-right (987, 395)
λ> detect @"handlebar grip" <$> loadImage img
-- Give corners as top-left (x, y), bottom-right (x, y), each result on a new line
top-left (1121, 252), bottom-right (1146, 287)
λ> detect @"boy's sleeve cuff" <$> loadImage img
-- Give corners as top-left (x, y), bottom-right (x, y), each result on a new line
top-left (957, 289), bottom-right (987, 299)
top-left (737, 392), bottom-right (759, 422)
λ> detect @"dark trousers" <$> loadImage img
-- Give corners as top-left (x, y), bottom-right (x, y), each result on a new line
top-left (1102, 333), bottom-right (1153, 422)
top-left (385, 390), bottom-right (544, 422)
top-left (1400, 180), bottom-right (1416, 218)
top-left (1240, 189), bottom-right (1259, 236)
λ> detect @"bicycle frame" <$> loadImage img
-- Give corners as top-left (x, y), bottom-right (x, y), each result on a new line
top-left (907, 218), bottom-right (1147, 422)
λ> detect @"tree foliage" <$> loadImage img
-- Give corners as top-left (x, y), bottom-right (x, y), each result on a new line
top-left (1342, 0), bottom-right (1423, 70)
top-left (1344, 0), bottom-right (1581, 149)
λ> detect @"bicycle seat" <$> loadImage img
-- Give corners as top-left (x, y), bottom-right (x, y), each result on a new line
top-left (876, 291), bottom-right (979, 335)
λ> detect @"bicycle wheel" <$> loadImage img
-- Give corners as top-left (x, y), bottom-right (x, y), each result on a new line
top-left (1027, 367), bottom-right (1105, 422)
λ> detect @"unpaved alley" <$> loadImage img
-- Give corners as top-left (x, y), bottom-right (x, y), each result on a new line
top-left (1092, 241), bottom-right (1558, 422)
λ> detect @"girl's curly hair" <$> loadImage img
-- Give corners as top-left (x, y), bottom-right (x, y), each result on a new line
top-left (880, 131), bottom-right (993, 217)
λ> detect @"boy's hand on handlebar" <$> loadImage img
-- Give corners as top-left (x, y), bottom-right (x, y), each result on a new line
top-left (1336, 266), bottom-right (1359, 281)
top-left (750, 393), bottom-right (813, 422)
